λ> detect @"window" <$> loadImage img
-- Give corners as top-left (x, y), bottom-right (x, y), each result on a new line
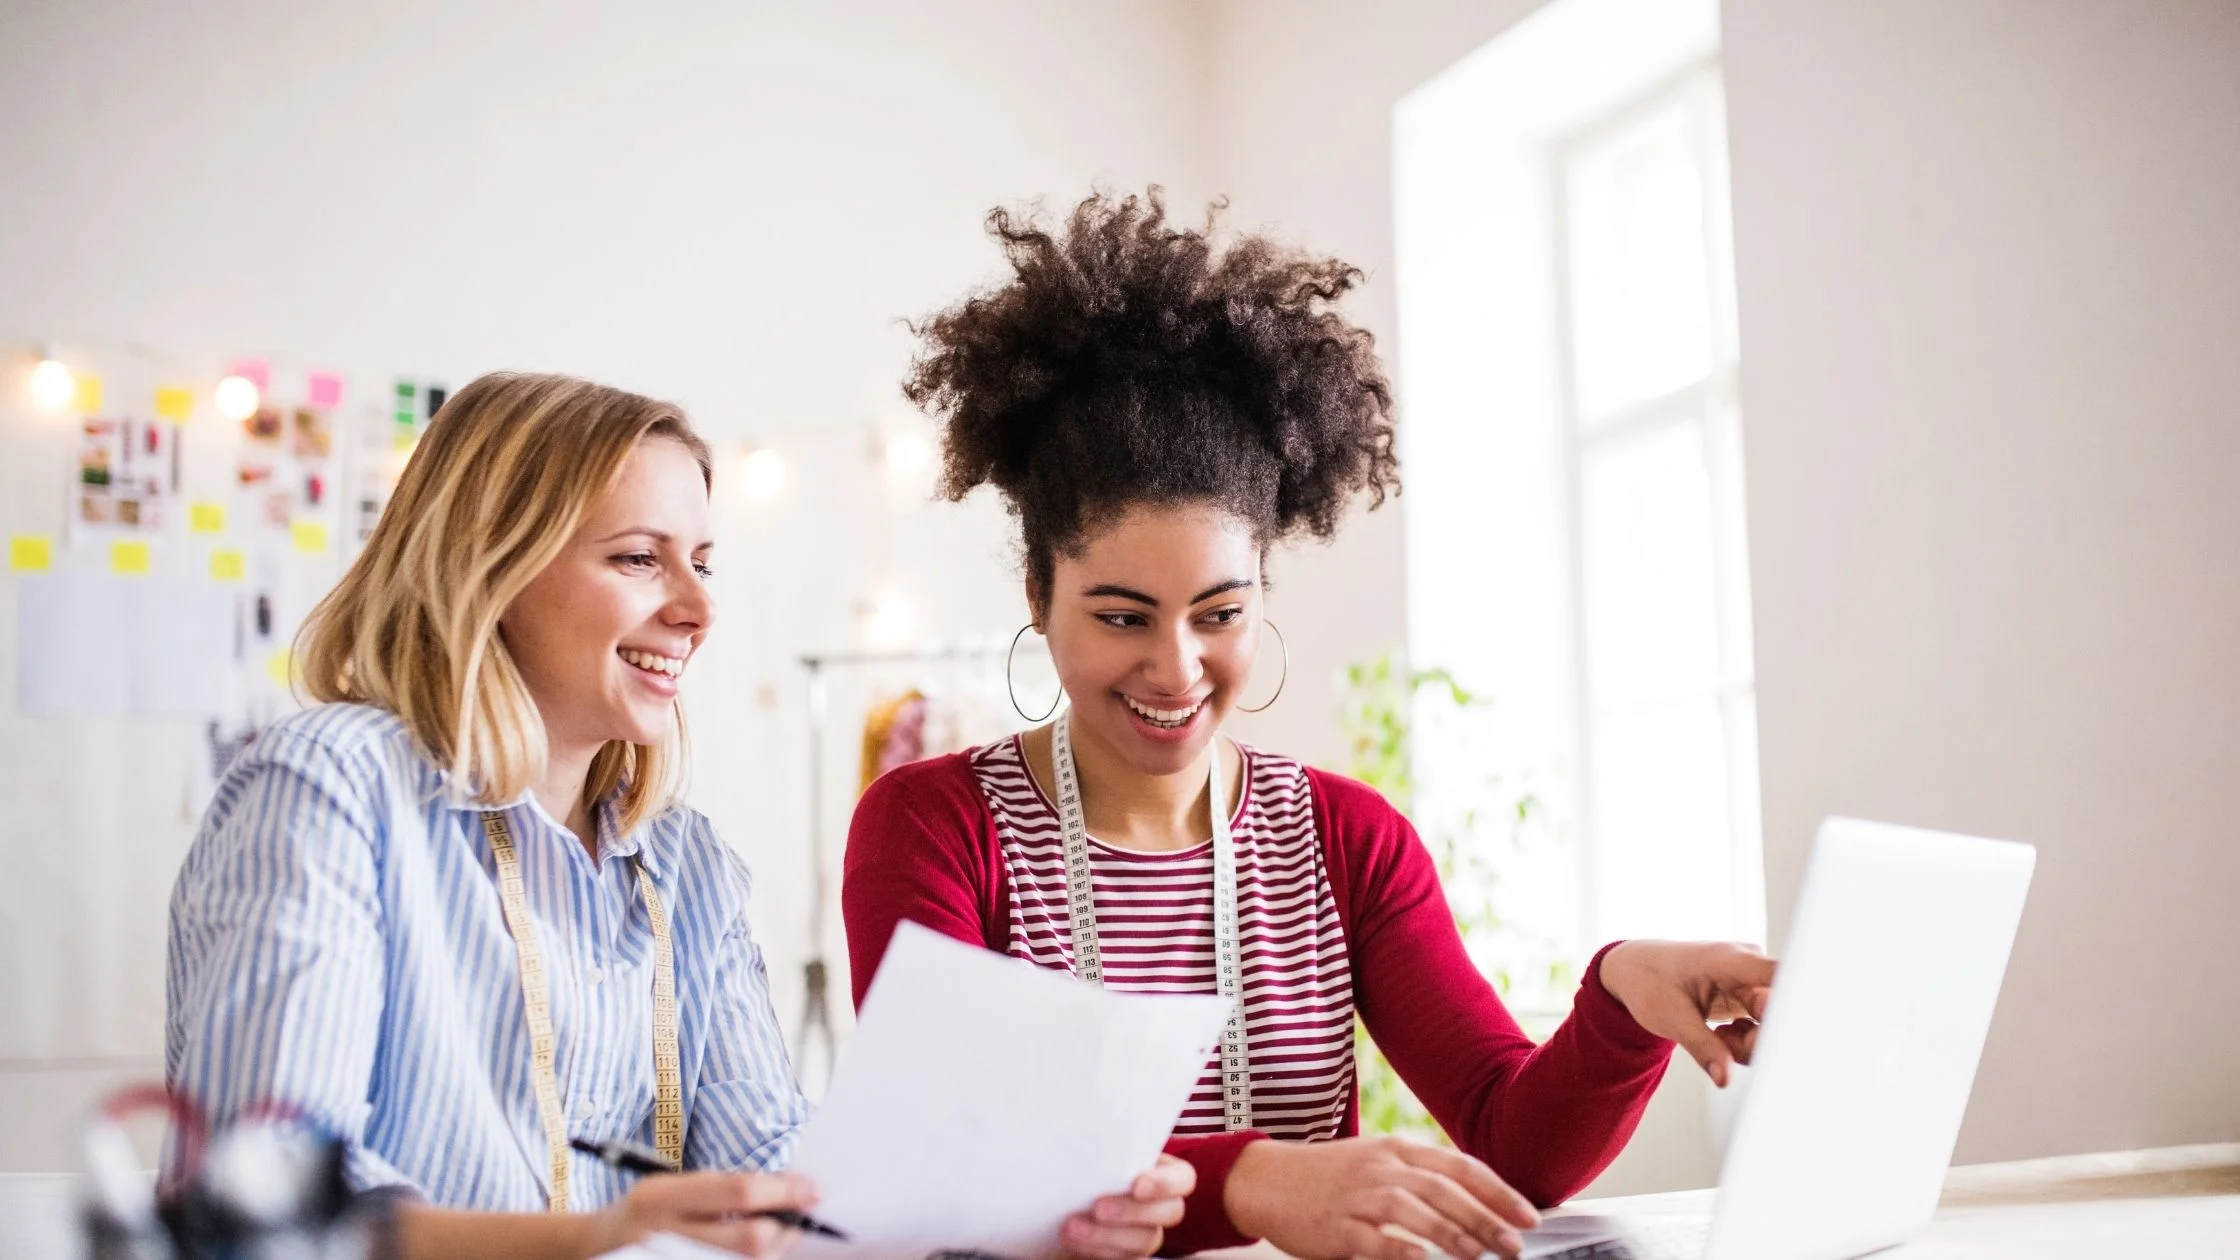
top-left (1553, 66), bottom-right (1764, 947)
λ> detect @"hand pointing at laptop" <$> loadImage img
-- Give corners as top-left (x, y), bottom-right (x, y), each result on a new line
top-left (1596, 941), bottom-right (1778, 1089)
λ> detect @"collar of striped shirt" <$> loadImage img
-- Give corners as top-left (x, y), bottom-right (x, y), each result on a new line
top-left (436, 783), bottom-right (671, 878)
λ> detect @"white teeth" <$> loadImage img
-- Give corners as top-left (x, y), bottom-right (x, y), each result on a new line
top-left (1125, 696), bottom-right (1200, 728)
top-left (620, 649), bottom-right (685, 678)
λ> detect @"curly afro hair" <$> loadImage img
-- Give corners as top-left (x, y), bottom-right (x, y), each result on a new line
top-left (904, 187), bottom-right (1400, 609)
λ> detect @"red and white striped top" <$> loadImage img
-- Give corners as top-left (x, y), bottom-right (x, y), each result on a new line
top-left (970, 734), bottom-right (1356, 1139)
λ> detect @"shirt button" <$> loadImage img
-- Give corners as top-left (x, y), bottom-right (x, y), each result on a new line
top-left (578, 1101), bottom-right (598, 1120)
top-left (587, 967), bottom-right (606, 985)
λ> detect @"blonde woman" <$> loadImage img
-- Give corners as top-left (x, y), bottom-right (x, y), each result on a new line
top-left (164, 373), bottom-right (1188, 1260)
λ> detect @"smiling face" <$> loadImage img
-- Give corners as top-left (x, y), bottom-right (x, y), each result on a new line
top-left (499, 435), bottom-right (715, 761)
top-left (1038, 501), bottom-right (1264, 778)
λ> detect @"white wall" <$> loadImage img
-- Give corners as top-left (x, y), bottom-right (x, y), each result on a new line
top-left (1723, 0), bottom-right (2240, 1161)
top-left (0, 0), bottom-right (1212, 1169)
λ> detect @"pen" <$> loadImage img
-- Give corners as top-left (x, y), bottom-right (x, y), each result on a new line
top-left (568, 1138), bottom-right (850, 1240)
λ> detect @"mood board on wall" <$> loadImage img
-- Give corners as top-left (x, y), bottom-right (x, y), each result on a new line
top-left (6, 348), bottom-right (445, 801)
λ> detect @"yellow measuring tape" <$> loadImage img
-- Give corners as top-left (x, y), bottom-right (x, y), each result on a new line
top-left (483, 811), bottom-right (681, 1212)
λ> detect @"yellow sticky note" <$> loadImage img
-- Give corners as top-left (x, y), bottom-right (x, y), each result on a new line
top-left (291, 519), bottom-right (329, 554)
top-left (8, 534), bottom-right (53, 572)
top-left (155, 387), bottom-right (195, 422)
top-left (210, 548), bottom-right (246, 581)
top-left (264, 649), bottom-right (294, 689)
top-left (75, 374), bottom-right (104, 413)
top-left (111, 539), bottom-right (152, 575)
top-left (190, 501), bottom-right (227, 534)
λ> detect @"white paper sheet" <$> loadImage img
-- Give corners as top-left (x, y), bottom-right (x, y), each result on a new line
top-left (15, 571), bottom-right (131, 715)
top-left (593, 1233), bottom-right (751, 1260)
top-left (126, 575), bottom-right (234, 717)
top-left (786, 920), bottom-right (1228, 1260)
top-left (16, 572), bottom-right (235, 718)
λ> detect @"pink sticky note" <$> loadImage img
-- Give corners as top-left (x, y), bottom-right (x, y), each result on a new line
top-left (307, 372), bottom-right (344, 410)
top-left (230, 359), bottom-right (271, 392)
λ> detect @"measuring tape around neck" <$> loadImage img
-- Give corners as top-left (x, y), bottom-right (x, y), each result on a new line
top-left (1051, 709), bottom-right (1253, 1132)
top-left (482, 810), bottom-right (682, 1211)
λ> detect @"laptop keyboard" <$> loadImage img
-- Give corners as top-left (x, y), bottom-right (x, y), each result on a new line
top-left (1526, 1216), bottom-right (1710, 1260)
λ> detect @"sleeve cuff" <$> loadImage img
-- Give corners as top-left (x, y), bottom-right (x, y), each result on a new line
top-left (1158, 1130), bottom-right (1268, 1256)
top-left (1578, 941), bottom-right (1677, 1057)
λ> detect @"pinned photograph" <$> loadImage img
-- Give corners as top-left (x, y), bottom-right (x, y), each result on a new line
top-left (72, 417), bottom-right (176, 539)
top-left (291, 406), bottom-right (334, 459)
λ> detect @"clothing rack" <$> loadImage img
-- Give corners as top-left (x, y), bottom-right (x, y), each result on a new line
top-left (792, 645), bottom-right (1012, 1086)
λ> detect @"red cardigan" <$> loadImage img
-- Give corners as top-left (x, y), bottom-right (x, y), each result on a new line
top-left (842, 750), bottom-right (1674, 1254)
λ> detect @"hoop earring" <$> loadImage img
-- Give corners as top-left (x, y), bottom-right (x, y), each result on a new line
top-left (1006, 623), bottom-right (1062, 723)
top-left (1237, 619), bottom-right (1288, 714)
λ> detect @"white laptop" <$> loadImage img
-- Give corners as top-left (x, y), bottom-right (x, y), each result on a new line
top-left (1522, 816), bottom-right (2036, 1260)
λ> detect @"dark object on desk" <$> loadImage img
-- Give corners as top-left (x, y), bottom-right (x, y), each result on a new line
top-left (83, 1085), bottom-right (389, 1260)
top-left (568, 1137), bottom-right (850, 1240)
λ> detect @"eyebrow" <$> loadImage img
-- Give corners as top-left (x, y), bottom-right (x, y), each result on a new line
top-left (1082, 577), bottom-right (1254, 607)
top-left (596, 527), bottom-right (713, 550)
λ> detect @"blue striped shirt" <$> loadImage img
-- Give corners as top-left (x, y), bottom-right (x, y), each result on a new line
top-left (164, 702), bottom-right (808, 1209)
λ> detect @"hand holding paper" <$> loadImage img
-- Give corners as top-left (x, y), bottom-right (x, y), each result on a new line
top-left (786, 921), bottom-right (1227, 1260)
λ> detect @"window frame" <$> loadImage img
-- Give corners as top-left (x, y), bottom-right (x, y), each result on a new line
top-left (1546, 59), bottom-right (1765, 950)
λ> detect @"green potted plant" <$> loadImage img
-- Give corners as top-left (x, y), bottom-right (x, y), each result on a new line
top-left (1333, 650), bottom-right (1572, 1138)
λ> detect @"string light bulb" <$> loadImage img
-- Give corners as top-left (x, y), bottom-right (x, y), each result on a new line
top-left (214, 374), bottom-right (261, 422)
top-left (30, 356), bottom-right (76, 411)
top-left (883, 430), bottom-right (935, 482)
top-left (862, 591), bottom-right (919, 651)
top-left (739, 446), bottom-right (787, 502)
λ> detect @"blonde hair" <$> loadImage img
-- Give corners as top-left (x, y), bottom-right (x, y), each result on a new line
top-left (298, 372), bottom-right (714, 834)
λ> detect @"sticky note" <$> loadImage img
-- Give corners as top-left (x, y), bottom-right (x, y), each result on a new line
top-left (75, 374), bottom-right (104, 413)
top-left (291, 519), bottom-right (329, 554)
top-left (111, 540), bottom-right (152, 574)
top-left (230, 359), bottom-right (271, 392)
top-left (190, 501), bottom-right (227, 534)
top-left (210, 548), bottom-right (246, 581)
top-left (264, 648), bottom-right (294, 689)
top-left (155, 387), bottom-right (195, 422)
top-left (9, 534), bottom-right (53, 572)
top-left (308, 372), bottom-right (344, 409)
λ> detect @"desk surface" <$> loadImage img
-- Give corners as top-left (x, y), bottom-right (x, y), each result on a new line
top-left (1204, 1143), bottom-right (2240, 1259)
top-left (1556, 1142), bottom-right (2240, 1257)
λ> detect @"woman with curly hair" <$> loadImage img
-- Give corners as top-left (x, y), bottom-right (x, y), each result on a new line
top-left (842, 190), bottom-right (1775, 1260)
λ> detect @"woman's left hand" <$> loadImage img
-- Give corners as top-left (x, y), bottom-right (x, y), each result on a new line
top-left (1059, 1153), bottom-right (1194, 1260)
top-left (1597, 939), bottom-right (1777, 1088)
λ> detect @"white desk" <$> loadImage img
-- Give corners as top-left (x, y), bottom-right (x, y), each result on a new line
top-left (1549, 1143), bottom-right (2240, 1257)
top-left (1207, 1143), bottom-right (2240, 1259)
